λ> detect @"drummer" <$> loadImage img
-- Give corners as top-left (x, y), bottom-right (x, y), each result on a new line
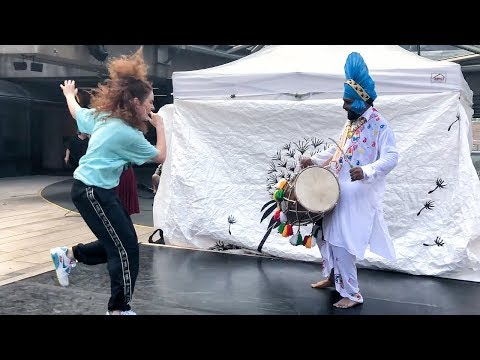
top-left (300, 52), bottom-right (398, 308)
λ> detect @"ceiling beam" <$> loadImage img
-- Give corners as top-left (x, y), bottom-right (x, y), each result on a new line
top-left (226, 45), bottom-right (251, 54)
top-left (251, 45), bottom-right (265, 53)
top-left (453, 45), bottom-right (480, 55)
top-left (169, 45), bottom-right (243, 60)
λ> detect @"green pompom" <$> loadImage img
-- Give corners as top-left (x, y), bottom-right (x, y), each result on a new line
top-left (273, 189), bottom-right (284, 201)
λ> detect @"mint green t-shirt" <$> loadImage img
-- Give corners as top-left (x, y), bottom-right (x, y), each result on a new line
top-left (73, 107), bottom-right (159, 189)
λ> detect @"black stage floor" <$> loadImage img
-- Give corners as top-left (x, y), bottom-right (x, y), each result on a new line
top-left (1, 243), bottom-right (480, 315)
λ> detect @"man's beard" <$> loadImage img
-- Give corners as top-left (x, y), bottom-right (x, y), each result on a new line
top-left (347, 110), bottom-right (360, 121)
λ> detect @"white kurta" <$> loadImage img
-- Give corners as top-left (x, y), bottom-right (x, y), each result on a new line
top-left (312, 106), bottom-right (398, 260)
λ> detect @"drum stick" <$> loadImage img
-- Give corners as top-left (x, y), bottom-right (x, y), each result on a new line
top-left (328, 137), bottom-right (353, 169)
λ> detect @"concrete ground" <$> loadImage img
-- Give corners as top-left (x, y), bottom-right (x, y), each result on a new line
top-left (0, 175), bottom-right (155, 287)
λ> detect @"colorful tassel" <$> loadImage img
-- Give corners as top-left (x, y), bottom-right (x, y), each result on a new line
top-left (282, 223), bottom-right (293, 237)
top-left (278, 222), bottom-right (286, 234)
top-left (304, 235), bottom-right (313, 248)
top-left (279, 211), bottom-right (287, 223)
top-left (276, 179), bottom-right (288, 190)
top-left (273, 208), bottom-right (281, 221)
top-left (289, 234), bottom-right (297, 246)
top-left (287, 224), bottom-right (293, 236)
top-left (296, 232), bottom-right (303, 246)
top-left (273, 189), bottom-right (284, 201)
top-left (303, 235), bottom-right (310, 246)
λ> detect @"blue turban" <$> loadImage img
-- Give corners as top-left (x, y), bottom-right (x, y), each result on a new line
top-left (343, 52), bottom-right (377, 115)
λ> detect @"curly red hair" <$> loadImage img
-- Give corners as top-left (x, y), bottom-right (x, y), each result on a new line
top-left (89, 46), bottom-right (152, 134)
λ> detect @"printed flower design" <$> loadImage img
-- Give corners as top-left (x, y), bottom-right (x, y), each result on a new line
top-left (228, 215), bottom-right (237, 235)
top-left (423, 236), bottom-right (444, 247)
top-left (417, 200), bottom-right (435, 216)
top-left (264, 137), bottom-right (332, 196)
top-left (428, 178), bottom-right (446, 194)
top-left (345, 147), bottom-right (354, 161)
top-left (334, 274), bottom-right (345, 289)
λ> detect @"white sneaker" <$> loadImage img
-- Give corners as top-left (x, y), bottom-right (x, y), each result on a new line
top-left (50, 247), bottom-right (77, 287)
top-left (106, 310), bottom-right (137, 315)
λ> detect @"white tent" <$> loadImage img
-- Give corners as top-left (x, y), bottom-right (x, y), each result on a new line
top-left (154, 45), bottom-right (480, 282)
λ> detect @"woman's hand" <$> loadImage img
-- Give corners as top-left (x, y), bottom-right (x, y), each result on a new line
top-left (148, 112), bottom-right (164, 129)
top-left (60, 80), bottom-right (78, 99)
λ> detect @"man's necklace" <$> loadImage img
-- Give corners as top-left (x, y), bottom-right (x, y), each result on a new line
top-left (346, 116), bottom-right (367, 139)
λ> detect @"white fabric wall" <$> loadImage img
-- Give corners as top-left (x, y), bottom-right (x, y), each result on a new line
top-left (154, 92), bottom-right (480, 282)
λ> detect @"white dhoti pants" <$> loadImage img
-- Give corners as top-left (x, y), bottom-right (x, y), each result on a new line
top-left (319, 240), bottom-right (364, 303)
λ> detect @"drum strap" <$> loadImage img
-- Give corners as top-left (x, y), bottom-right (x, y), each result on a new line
top-left (329, 121), bottom-right (349, 173)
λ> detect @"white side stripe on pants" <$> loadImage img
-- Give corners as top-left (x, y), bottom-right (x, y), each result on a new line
top-left (86, 187), bottom-right (132, 303)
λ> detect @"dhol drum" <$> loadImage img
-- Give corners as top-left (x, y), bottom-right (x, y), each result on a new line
top-left (281, 166), bottom-right (340, 225)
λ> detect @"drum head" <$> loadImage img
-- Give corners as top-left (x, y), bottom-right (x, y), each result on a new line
top-left (294, 166), bottom-right (339, 213)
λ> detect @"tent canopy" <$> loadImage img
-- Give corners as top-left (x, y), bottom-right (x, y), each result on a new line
top-left (172, 45), bottom-right (473, 101)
